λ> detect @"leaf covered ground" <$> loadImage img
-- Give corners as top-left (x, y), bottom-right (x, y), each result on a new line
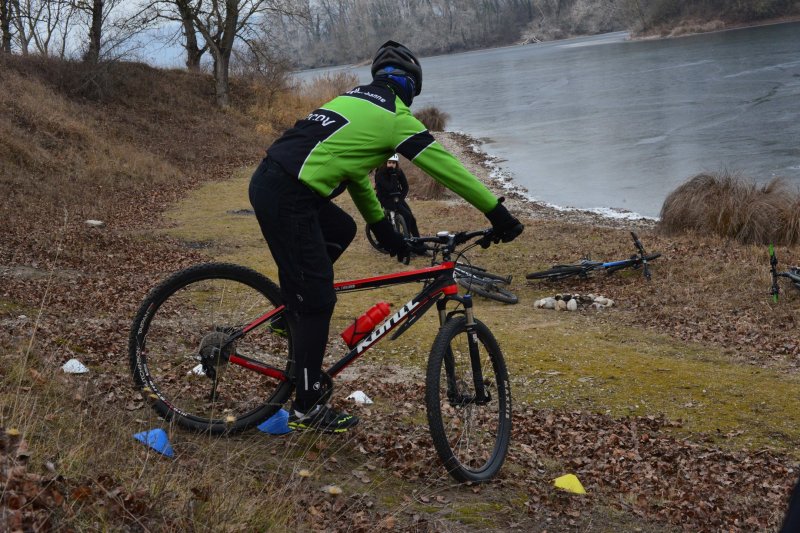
top-left (2, 59), bottom-right (799, 531)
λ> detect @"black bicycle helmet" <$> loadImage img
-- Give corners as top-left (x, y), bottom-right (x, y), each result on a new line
top-left (371, 40), bottom-right (422, 96)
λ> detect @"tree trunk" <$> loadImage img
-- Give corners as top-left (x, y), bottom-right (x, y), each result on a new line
top-left (213, 52), bottom-right (231, 107)
top-left (175, 0), bottom-right (204, 71)
top-left (0, 0), bottom-right (11, 53)
top-left (85, 0), bottom-right (104, 63)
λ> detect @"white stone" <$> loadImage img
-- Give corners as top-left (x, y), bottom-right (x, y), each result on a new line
top-left (347, 390), bottom-right (373, 404)
top-left (605, 299), bottom-right (615, 307)
top-left (533, 299), bottom-right (543, 309)
top-left (594, 297), bottom-right (609, 306)
top-left (62, 358), bottom-right (89, 373)
top-left (543, 298), bottom-right (556, 310)
top-left (556, 299), bottom-right (568, 311)
top-left (567, 299), bottom-right (578, 311)
top-left (85, 220), bottom-right (106, 228)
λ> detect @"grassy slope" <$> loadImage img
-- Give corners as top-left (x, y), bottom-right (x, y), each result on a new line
top-left (1, 57), bottom-right (798, 531)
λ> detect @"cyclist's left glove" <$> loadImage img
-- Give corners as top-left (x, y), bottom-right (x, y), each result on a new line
top-left (369, 217), bottom-right (411, 263)
top-left (485, 198), bottom-right (524, 244)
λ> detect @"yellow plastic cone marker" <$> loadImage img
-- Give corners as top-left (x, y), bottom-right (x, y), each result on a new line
top-left (553, 474), bottom-right (586, 494)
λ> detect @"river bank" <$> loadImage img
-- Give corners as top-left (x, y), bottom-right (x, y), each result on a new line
top-left (437, 130), bottom-right (658, 229)
top-left (631, 13), bottom-right (800, 40)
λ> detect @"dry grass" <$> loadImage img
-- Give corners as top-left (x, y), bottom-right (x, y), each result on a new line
top-left (658, 171), bottom-right (800, 245)
top-left (249, 71), bottom-right (359, 138)
top-left (404, 106), bottom-right (453, 199)
top-left (414, 106), bottom-right (451, 132)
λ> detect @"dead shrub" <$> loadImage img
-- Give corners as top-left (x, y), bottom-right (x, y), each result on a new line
top-left (414, 106), bottom-right (450, 131)
top-left (658, 172), bottom-right (800, 245)
top-left (250, 71), bottom-right (358, 137)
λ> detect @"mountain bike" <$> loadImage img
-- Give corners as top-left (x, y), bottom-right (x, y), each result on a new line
top-left (453, 263), bottom-right (518, 304)
top-left (366, 193), bottom-right (409, 253)
top-left (770, 244), bottom-right (800, 302)
top-left (129, 228), bottom-right (510, 483)
top-left (526, 231), bottom-right (660, 282)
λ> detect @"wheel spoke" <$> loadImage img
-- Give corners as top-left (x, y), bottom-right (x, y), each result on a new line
top-left (130, 264), bottom-right (293, 434)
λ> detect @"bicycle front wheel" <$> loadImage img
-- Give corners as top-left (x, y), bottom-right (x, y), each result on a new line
top-left (455, 275), bottom-right (518, 304)
top-left (426, 316), bottom-right (511, 483)
top-left (393, 213), bottom-right (410, 239)
top-left (365, 225), bottom-right (389, 254)
top-left (128, 263), bottom-right (294, 434)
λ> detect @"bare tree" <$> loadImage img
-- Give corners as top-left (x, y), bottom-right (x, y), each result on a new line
top-left (81, 0), bottom-right (103, 62)
top-left (174, 0), bottom-right (306, 108)
top-left (175, 0), bottom-right (206, 69)
top-left (1, 0), bottom-right (12, 53)
top-left (144, 0), bottom-right (208, 70)
top-left (9, 0), bottom-right (78, 57)
top-left (71, 0), bottom-right (155, 62)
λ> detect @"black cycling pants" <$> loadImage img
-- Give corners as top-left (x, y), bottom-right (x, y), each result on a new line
top-left (249, 157), bottom-right (356, 409)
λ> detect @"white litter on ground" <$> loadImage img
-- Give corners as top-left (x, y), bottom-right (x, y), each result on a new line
top-left (62, 358), bottom-right (89, 374)
top-left (347, 390), bottom-right (373, 404)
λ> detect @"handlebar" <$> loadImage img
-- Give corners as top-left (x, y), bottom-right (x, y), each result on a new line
top-left (403, 228), bottom-right (495, 264)
top-left (630, 231), bottom-right (652, 281)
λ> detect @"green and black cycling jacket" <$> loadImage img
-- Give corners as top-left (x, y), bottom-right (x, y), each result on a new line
top-left (267, 82), bottom-right (499, 225)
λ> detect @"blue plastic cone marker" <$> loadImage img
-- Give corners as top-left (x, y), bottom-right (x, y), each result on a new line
top-left (257, 408), bottom-right (292, 435)
top-left (133, 429), bottom-right (175, 458)
top-left (553, 473), bottom-right (586, 494)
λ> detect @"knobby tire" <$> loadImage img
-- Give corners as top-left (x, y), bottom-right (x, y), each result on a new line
top-left (455, 273), bottom-right (518, 304)
top-left (128, 263), bottom-right (294, 434)
top-left (426, 316), bottom-right (511, 483)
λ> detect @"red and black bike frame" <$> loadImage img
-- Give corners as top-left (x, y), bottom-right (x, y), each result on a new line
top-left (227, 261), bottom-right (482, 385)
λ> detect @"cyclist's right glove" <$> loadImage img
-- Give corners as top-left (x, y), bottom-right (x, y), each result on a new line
top-left (369, 217), bottom-right (411, 263)
top-left (485, 198), bottom-right (524, 244)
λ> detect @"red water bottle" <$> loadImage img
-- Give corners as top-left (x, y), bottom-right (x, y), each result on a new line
top-left (340, 302), bottom-right (391, 348)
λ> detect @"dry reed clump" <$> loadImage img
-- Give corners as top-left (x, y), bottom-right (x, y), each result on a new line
top-left (405, 106), bottom-right (453, 199)
top-left (414, 106), bottom-right (451, 132)
top-left (658, 172), bottom-right (800, 245)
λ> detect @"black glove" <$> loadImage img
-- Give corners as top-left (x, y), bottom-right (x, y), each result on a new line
top-left (368, 217), bottom-right (411, 263)
top-left (485, 198), bottom-right (524, 243)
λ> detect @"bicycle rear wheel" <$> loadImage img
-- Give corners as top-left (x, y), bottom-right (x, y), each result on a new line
top-left (526, 264), bottom-right (587, 281)
top-left (129, 263), bottom-right (293, 434)
top-left (455, 274), bottom-right (518, 304)
top-left (426, 316), bottom-right (511, 483)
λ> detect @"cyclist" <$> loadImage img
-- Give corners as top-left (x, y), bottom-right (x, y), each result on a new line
top-left (374, 154), bottom-right (420, 238)
top-left (248, 40), bottom-right (524, 433)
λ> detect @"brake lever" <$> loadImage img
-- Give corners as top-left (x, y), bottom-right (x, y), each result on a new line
top-left (477, 230), bottom-right (495, 249)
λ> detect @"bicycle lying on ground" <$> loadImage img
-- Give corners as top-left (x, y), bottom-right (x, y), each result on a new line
top-left (129, 228), bottom-right (510, 483)
top-left (366, 192), bottom-right (409, 253)
top-left (526, 231), bottom-right (661, 282)
top-left (452, 262), bottom-right (518, 304)
top-left (770, 244), bottom-right (800, 302)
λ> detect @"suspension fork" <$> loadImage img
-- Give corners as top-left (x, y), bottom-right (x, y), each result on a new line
top-left (437, 295), bottom-right (489, 405)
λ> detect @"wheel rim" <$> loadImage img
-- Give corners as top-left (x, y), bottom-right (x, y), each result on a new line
top-left (134, 276), bottom-right (290, 427)
top-left (435, 328), bottom-right (507, 477)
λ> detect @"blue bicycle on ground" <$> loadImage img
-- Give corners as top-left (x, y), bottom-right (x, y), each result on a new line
top-left (526, 232), bottom-right (661, 282)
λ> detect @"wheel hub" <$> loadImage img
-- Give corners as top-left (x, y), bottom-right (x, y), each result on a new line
top-left (198, 330), bottom-right (235, 379)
